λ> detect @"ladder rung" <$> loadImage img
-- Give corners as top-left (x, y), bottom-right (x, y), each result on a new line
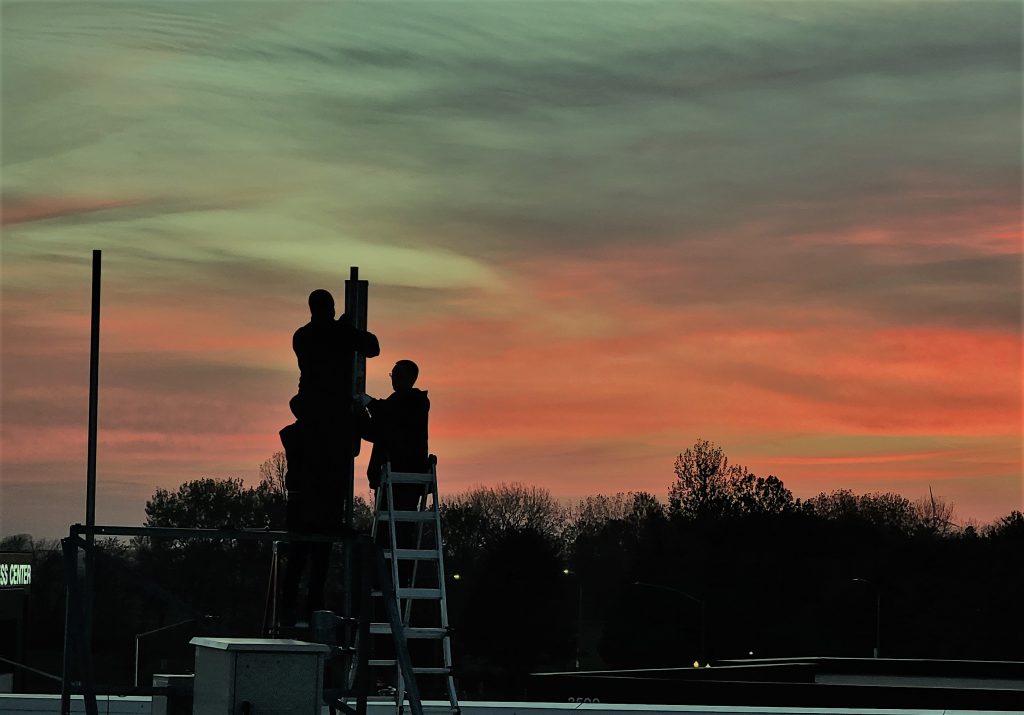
top-left (385, 472), bottom-right (435, 485)
top-left (384, 549), bottom-right (440, 560)
top-left (369, 624), bottom-right (449, 638)
top-left (397, 588), bottom-right (441, 599)
top-left (371, 588), bottom-right (442, 599)
top-left (368, 660), bottom-right (452, 675)
top-left (377, 510), bottom-right (434, 522)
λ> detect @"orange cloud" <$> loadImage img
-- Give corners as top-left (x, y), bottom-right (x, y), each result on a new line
top-left (1, 195), bottom-right (140, 225)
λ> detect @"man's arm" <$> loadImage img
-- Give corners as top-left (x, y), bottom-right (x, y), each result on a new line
top-left (338, 314), bottom-right (380, 358)
top-left (292, 327), bottom-right (309, 380)
top-left (359, 328), bottom-right (381, 358)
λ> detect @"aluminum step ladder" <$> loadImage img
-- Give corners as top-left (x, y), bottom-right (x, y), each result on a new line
top-left (361, 457), bottom-right (459, 714)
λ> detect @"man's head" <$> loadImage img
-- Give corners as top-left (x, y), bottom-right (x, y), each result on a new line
top-left (390, 359), bottom-right (419, 390)
top-left (308, 289), bottom-right (335, 321)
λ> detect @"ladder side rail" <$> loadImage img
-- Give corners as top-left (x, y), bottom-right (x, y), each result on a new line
top-left (432, 461), bottom-right (452, 632)
top-left (374, 544), bottom-right (424, 715)
top-left (393, 465), bottom-right (431, 712)
top-left (384, 464), bottom-right (403, 610)
top-left (384, 463), bottom-right (407, 709)
top-left (430, 462), bottom-right (460, 712)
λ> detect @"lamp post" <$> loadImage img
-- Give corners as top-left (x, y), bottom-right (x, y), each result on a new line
top-left (134, 618), bottom-right (198, 687)
top-left (852, 578), bottom-right (881, 658)
top-left (563, 569), bottom-right (582, 670)
top-left (633, 581), bottom-right (706, 665)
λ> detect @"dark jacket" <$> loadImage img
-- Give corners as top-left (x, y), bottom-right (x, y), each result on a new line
top-left (292, 314), bottom-right (380, 420)
top-left (364, 388), bottom-right (430, 488)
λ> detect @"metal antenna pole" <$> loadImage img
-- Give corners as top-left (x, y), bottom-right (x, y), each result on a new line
top-left (86, 249), bottom-right (101, 543)
top-left (80, 249), bottom-right (102, 715)
top-left (84, 249), bottom-right (101, 659)
top-left (343, 267), bottom-right (368, 627)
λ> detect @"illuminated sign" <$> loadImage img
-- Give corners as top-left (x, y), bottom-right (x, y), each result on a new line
top-left (0, 554), bottom-right (31, 590)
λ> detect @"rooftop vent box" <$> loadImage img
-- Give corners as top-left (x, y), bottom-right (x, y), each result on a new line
top-left (189, 638), bottom-right (329, 715)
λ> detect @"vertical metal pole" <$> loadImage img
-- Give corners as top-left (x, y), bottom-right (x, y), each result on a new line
top-left (60, 537), bottom-right (76, 715)
top-left (84, 250), bottom-right (101, 711)
top-left (345, 266), bottom-right (359, 531)
top-left (271, 541), bottom-right (279, 636)
top-left (575, 581), bottom-right (583, 670)
top-left (83, 248), bottom-right (101, 712)
top-left (343, 267), bottom-right (368, 631)
top-left (86, 249), bottom-right (101, 539)
top-left (874, 591), bottom-right (881, 659)
top-left (699, 600), bottom-right (707, 665)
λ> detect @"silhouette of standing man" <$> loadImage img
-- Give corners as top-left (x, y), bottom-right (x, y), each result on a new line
top-left (281, 288), bottom-right (380, 624)
top-left (363, 360), bottom-right (430, 490)
top-left (361, 360), bottom-right (430, 589)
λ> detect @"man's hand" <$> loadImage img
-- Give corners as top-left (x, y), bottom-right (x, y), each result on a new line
top-left (356, 393), bottom-right (374, 407)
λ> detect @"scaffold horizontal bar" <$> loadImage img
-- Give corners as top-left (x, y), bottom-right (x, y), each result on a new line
top-left (68, 523), bottom-right (363, 543)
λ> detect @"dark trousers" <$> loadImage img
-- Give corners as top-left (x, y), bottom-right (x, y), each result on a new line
top-left (281, 541), bottom-right (331, 620)
top-left (281, 488), bottom-right (344, 622)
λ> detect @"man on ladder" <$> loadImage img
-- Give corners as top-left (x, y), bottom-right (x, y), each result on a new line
top-left (360, 360), bottom-right (460, 713)
top-left (362, 359), bottom-right (430, 530)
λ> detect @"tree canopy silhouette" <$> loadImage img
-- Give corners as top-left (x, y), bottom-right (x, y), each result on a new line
top-left (668, 438), bottom-right (794, 519)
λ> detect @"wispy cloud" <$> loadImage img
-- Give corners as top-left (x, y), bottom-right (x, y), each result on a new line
top-left (2, 1), bottom-right (1020, 536)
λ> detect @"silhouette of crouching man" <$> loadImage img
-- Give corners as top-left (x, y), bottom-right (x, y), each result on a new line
top-left (278, 417), bottom-right (345, 623)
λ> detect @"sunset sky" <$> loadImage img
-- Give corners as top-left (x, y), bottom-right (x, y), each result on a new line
top-left (2, 1), bottom-right (1021, 538)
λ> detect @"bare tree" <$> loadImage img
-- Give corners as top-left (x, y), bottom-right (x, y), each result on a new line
top-left (567, 491), bottom-right (665, 542)
top-left (258, 450), bottom-right (287, 496)
top-left (914, 486), bottom-right (957, 536)
top-left (669, 439), bottom-right (793, 519)
top-left (668, 438), bottom-right (732, 518)
top-left (807, 490), bottom-right (919, 534)
top-left (441, 483), bottom-right (568, 554)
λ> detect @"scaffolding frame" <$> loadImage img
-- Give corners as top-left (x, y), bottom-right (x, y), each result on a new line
top-left (60, 522), bottom-right (423, 715)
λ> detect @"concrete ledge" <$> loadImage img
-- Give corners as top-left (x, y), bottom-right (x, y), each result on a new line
top-left (2, 697), bottom-right (1021, 715)
top-left (0, 694), bottom-right (150, 713)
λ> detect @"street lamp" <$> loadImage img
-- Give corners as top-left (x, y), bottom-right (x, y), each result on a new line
top-left (563, 569), bottom-right (582, 670)
top-left (134, 618), bottom-right (198, 687)
top-left (633, 581), bottom-right (706, 665)
top-left (851, 578), bottom-right (881, 659)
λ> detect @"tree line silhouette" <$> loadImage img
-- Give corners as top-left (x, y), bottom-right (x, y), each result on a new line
top-left (4, 439), bottom-right (1022, 699)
